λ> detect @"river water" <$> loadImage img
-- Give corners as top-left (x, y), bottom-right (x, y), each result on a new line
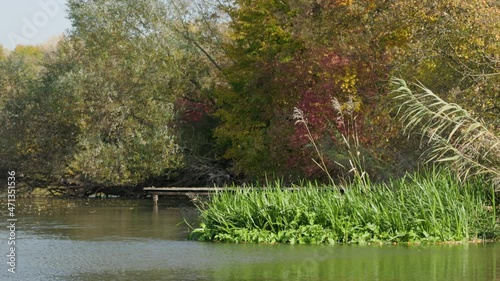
top-left (0, 198), bottom-right (498, 281)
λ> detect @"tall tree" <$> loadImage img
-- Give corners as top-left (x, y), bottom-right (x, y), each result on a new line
top-left (0, 45), bottom-right (78, 186)
top-left (60, 0), bottom-right (186, 185)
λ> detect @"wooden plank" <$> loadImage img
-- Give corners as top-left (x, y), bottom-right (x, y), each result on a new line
top-left (143, 186), bottom-right (338, 200)
top-left (148, 191), bottom-right (211, 196)
top-left (143, 187), bottom-right (226, 192)
top-left (143, 187), bottom-right (305, 193)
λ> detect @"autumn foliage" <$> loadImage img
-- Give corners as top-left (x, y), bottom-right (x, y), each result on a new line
top-left (0, 0), bottom-right (498, 188)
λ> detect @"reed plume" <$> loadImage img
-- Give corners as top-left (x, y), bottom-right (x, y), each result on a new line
top-left (391, 78), bottom-right (500, 190)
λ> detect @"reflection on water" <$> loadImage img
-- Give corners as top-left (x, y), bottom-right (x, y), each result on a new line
top-left (5, 197), bottom-right (197, 241)
top-left (0, 198), bottom-right (498, 281)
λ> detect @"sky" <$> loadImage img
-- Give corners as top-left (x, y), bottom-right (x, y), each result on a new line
top-left (0, 0), bottom-right (72, 50)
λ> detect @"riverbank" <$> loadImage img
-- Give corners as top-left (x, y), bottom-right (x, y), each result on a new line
top-left (190, 169), bottom-right (498, 244)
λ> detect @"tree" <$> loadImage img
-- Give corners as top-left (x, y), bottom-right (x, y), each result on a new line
top-left (0, 44), bottom-right (78, 187)
top-left (1, 0), bottom-right (231, 188)
top-left (391, 0), bottom-right (500, 128)
top-left (212, 0), bottom-right (406, 180)
top-left (213, 0), bottom-right (500, 182)
top-left (56, 0), bottom-right (189, 185)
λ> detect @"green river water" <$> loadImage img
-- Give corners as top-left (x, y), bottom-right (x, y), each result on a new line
top-left (0, 198), bottom-right (498, 281)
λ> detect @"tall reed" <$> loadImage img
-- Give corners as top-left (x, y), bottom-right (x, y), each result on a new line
top-left (391, 78), bottom-right (500, 190)
top-left (293, 96), bottom-right (369, 187)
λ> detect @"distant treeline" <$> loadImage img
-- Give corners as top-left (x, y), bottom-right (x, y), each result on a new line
top-left (0, 0), bottom-right (498, 191)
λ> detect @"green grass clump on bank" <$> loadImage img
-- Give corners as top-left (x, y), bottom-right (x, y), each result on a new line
top-left (190, 169), bottom-right (497, 244)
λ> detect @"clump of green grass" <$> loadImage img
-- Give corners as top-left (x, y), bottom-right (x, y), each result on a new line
top-left (190, 168), bottom-right (497, 244)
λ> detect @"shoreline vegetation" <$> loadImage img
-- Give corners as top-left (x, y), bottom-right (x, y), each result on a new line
top-left (1, 1), bottom-right (498, 246)
top-left (190, 168), bottom-right (498, 244)
top-left (190, 80), bottom-right (499, 245)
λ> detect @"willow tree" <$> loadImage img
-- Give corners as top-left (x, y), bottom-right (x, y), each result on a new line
top-left (0, 45), bottom-right (78, 190)
top-left (57, 0), bottom-right (185, 185)
top-left (61, 0), bottom-right (230, 185)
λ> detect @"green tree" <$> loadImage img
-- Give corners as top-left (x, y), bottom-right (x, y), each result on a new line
top-left (1, 0), bottom-right (230, 188)
top-left (64, 0), bottom-right (229, 185)
top-left (0, 44), bottom-right (78, 186)
top-left (60, 0), bottom-right (187, 185)
top-left (212, 0), bottom-right (304, 178)
top-left (391, 0), bottom-right (500, 128)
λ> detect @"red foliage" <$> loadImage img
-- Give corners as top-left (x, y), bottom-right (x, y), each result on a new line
top-left (281, 49), bottom-right (376, 177)
top-left (175, 98), bottom-right (213, 124)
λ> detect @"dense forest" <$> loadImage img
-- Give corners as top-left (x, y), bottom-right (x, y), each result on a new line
top-left (0, 0), bottom-right (498, 195)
